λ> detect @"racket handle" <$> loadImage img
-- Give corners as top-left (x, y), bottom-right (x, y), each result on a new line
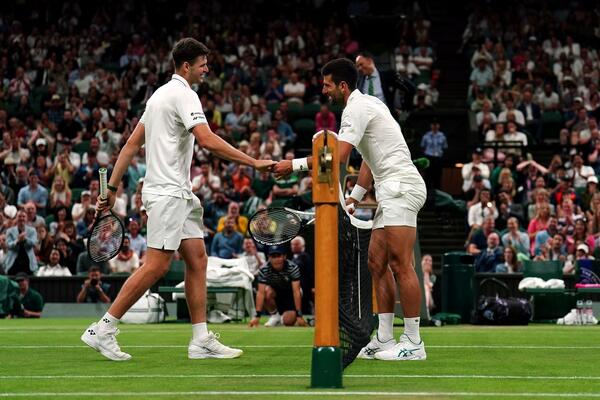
top-left (99, 168), bottom-right (108, 200)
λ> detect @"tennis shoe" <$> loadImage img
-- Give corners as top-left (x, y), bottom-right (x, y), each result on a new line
top-left (374, 334), bottom-right (426, 361)
top-left (356, 334), bottom-right (397, 359)
top-left (80, 323), bottom-right (131, 361)
top-left (188, 331), bottom-right (243, 359)
top-left (264, 313), bottom-right (282, 327)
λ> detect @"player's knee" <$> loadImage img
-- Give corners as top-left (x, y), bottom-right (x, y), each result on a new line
top-left (367, 257), bottom-right (386, 277)
top-left (388, 257), bottom-right (414, 276)
top-left (282, 311), bottom-right (296, 326)
top-left (265, 286), bottom-right (275, 299)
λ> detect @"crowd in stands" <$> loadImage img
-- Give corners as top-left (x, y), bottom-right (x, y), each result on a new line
top-left (460, 1), bottom-right (600, 274)
top-left (0, 1), bottom-right (436, 316)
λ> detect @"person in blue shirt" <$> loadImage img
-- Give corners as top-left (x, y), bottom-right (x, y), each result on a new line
top-left (17, 171), bottom-right (48, 212)
top-left (420, 120), bottom-right (448, 191)
top-left (210, 216), bottom-right (243, 259)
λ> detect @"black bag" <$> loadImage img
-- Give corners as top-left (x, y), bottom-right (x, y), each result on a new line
top-left (472, 278), bottom-right (532, 325)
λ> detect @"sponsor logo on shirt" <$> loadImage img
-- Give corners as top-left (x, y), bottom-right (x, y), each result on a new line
top-left (191, 112), bottom-right (205, 121)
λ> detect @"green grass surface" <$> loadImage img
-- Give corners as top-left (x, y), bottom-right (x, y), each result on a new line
top-left (1, 319), bottom-right (599, 399)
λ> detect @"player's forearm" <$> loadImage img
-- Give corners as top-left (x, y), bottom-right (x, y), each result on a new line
top-left (293, 287), bottom-right (302, 312)
top-left (356, 161), bottom-right (373, 190)
top-left (198, 129), bottom-right (256, 167)
top-left (255, 289), bottom-right (265, 312)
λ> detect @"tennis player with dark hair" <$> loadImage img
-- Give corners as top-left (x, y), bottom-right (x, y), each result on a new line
top-left (274, 57), bottom-right (427, 361)
top-left (81, 37), bottom-right (275, 361)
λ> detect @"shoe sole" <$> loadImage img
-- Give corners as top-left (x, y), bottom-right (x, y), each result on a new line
top-left (374, 354), bottom-right (427, 361)
top-left (356, 353), bottom-right (375, 360)
top-left (188, 351), bottom-right (243, 359)
top-left (80, 332), bottom-right (132, 361)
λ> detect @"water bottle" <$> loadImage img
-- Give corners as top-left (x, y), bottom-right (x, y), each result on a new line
top-left (576, 300), bottom-right (584, 325)
top-left (585, 300), bottom-right (594, 325)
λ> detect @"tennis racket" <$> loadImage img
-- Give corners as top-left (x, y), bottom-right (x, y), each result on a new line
top-left (248, 207), bottom-right (315, 246)
top-left (87, 168), bottom-right (125, 262)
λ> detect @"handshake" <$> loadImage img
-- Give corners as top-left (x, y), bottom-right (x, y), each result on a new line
top-left (254, 159), bottom-right (294, 179)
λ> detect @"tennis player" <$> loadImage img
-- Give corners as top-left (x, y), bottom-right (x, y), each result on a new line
top-left (81, 38), bottom-right (275, 361)
top-left (274, 58), bottom-right (427, 361)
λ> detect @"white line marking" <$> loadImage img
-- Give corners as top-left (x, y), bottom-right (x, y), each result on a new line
top-left (1, 391), bottom-right (600, 397)
top-left (2, 344), bottom-right (600, 349)
top-left (0, 374), bottom-right (599, 381)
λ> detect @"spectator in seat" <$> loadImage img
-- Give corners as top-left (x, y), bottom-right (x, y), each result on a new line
top-left (76, 266), bottom-right (111, 303)
top-left (35, 224), bottom-right (54, 265)
top-left (518, 90), bottom-right (542, 141)
top-left (564, 243), bottom-right (594, 274)
top-left (501, 217), bottom-right (529, 257)
top-left (216, 202), bottom-right (249, 235)
top-left (4, 211), bottom-right (38, 275)
top-left (535, 233), bottom-right (567, 262)
top-left (474, 232), bottom-right (503, 272)
top-left (355, 52), bottom-right (387, 105)
top-left (109, 237), bottom-right (139, 274)
top-left (467, 217), bottom-right (499, 256)
top-left (569, 153), bottom-right (595, 190)
top-left (586, 193), bottom-right (600, 236)
top-left (567, 219), bottom-right (595, 255)
top-left (467, 188), bottom-right (498, 229)
top-left (17, 171), bottom-right (48, 212)
top-left (249, 245), bottom-right (308, 327)
top-left (421, 254), bottom-right (436, 312)
top-left (291, 235), bottom-right (313, 315)
top-left (36, 248), bottom-right (71, 277)
top-left (23, 201), bottom-right (44, 227)
top-left (127, 219), bottom-right (147, 262)
top-left (461, 148), bottom-right (490, 193)
top-left (241, 237), bottom-right (266, 280)
top-left (495, 245), bottom-right (521, 273)
top-left (211, 216), bottom-right (244, 259)
top-left (581, 176), bottom-right (598, 212)
top-left (315, 104), bottom-right (336, 132)
top-left (283, 72), bottom-right (305, 104)
top-left (14, 272), bottom-right (44, 318)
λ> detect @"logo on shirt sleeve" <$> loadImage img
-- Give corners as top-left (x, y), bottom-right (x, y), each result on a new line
top-left (191, 112), bottom-right (206, 121)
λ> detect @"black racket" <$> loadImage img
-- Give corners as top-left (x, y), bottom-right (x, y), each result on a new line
top-left (248, 207), bottom-right (315, 246)
top-left (87, 168), bottom-right (125, 262)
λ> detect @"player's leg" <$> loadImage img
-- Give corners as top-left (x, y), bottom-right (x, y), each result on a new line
top-left (81, 247), bottom-right (173, 361)
top-left (374, 192), bottom-right (427, 361)
top-left (357, 225), bottom-right (398, 359)
top-left (264, 286), bottom-right (282, 327)
top-left (180, 195), bottom-right (242, 359)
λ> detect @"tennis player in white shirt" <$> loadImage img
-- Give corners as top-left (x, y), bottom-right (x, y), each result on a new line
top-left (81, 38), bottom-right (275, 361)
top-left (274, 58), bottom-right (427, 361)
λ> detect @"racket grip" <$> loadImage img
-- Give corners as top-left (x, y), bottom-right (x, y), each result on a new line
top-left (99, 168), bottom-right (108, 200)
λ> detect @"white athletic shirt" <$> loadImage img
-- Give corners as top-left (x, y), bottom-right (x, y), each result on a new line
top-left (140, 74), bottom-right (207, 199)
top-left (338, 89), bottom-right (424, 197)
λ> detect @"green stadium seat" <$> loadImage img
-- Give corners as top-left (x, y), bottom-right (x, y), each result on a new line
top-left (45, 214), bottom-right (55, 226)
top-left (301, 103), bottom-right (321, 119)
top-left (286, 101), bottom-right (304, 122)
top-left (266, 102), bottom-right (280, 114)
top-left (522, 260), bottom-right (562, 281)
top-left (293, 118), bottom-right (316, 136)
top-left (163, 259), bottom-right (186, 286)
top-left (73, 140), bottom-right (90, 156)
top-left (71, 188), bottom-right (84, 201)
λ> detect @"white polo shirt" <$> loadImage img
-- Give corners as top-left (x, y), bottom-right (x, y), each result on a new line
top-left (338, 89), bottom-right (423, 194)
top-left (140, 74), bottom-right (207, 199)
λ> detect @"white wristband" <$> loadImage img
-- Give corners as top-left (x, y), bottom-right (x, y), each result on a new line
top-left (292, 157), bottom-right (309, 172)
top-left (350, 184), bottom-right (367, 202)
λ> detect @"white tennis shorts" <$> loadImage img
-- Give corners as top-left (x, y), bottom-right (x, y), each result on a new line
top-left (142, 193), bottom-right (204, 250)
top-left (373, 179), bottom-right (426, 229)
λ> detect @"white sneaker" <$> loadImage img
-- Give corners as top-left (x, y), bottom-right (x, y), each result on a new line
top-left (356, 334), bottom-right (397, 359)
top-left (80, 323), bottom-right (132, 361)
top-left (188, 331), bottom-right (243, 359)
top-left (264, 313), bottom-right (281, 327)
top-left (374, 334), bottom-right (427, 361)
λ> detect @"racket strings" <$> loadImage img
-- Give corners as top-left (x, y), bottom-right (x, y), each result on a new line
top-left (88, 215), bottom-right (123, 262)
top-left (249, 209), bottom-right (303, 245)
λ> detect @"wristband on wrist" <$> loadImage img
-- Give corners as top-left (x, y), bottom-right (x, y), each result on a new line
top-left (292, 157), bottom-right (309, 172)
top-left (107, 184), bottom-right (118, 192)
top-left (350, 184), bottom-right (367, 202)
top-left (255, 311), bottom-right (262, 318)
top-left (296, 310), bottom-right (303, 317)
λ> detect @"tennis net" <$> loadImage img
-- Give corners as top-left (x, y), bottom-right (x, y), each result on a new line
top-left (337, 194), bottom-right (376, 369)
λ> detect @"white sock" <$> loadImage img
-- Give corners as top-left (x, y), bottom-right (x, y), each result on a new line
top-left (192, 322), bottom-right (209, 341)
top-left (377, 313), bottom-right (394, 342)
top-left (98, 313), bottom-right (119, 332)
top-left (403, 316), bottom-right (421, 343)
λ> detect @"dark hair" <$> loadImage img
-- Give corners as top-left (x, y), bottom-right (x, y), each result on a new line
top-left (172, 38), bottom-right (210, 69)
top-left (89, 266), bottom-right (101, 273)
top-left (321, 58), bottom-right (358, 90)
top-left (357, 51), bottom-right (374, 60)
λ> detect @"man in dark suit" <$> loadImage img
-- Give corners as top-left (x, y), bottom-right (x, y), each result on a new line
top-left (518, 89), bottom-right (542, 142)
top-left (475, 232), bottom-right (504, 272)
top-left (355, 52), bottom-right (396, 111)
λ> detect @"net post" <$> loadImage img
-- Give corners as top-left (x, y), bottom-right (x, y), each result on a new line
top-left (310, 130), bottom-right (342, 389)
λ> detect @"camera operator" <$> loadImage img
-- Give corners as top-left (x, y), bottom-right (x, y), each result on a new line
top-left (76, 266), bottom-right (111, 303)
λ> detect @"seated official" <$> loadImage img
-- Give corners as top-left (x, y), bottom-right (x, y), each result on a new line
top-left (14, 272), bottom-right (44, 318)
top-left (249, 245), bottom-right (307, 328)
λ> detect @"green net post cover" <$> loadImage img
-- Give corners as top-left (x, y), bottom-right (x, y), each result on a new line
top-left (311, 346), bottom-right (343, 388)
